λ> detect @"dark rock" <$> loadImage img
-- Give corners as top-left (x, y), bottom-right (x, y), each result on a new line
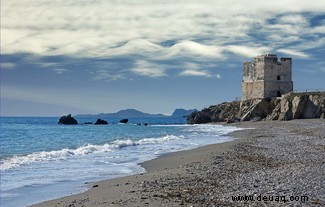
top-left (187, 101), bottom-right (240, 124)
top-left (58, 114), bottom-right (78, 125)
top-left (187, 110), bottom-right (212, 124)
top-left (144, 123), bottom-right (149, 126)
top-left (187, 92), bottom-right (325, 124)
top-left (225, 116), bottom-right (239, 123)
top-left (119, 119), bottom-right (128, 124)
top-left (94, 119), bottom-right (108, 125)
top-left (240, 98), bottom-right (273, 121)
top-left (251, 117), bottom-right (262, 122)
top-left (225, 118), bottom-right (234, 123)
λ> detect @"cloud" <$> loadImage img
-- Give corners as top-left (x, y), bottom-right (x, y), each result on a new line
top-left (0, 62), bottom-right (15, 70)
top-left (131, 60), bottom-right (166, 77)
top-left (128, 60), bottom-right (221, 79)
top-left (179, 69), bottom-right (222, 78)
top-left (164, 41), bottom-right (224, 59)
top-left (277, 14), bottom-right (308, 25)
top-left (37, 62), bottom-right (68, 74)
top-left (39, 62), bottom-right (61, 68)
top-left (309, 26), bottom-right (325, 34)
top-left (320, 67), bottom-right (325, 72)
top-left (178, 62), bottom-right (221, 78)
top-left (180, 69), bottom-right (212, 77)
top-left (53, 68), bottom-right (68, 74)
top-left (2, 0), bottom-right (325, 60)
top-left (268, 34), bottom-right (301, 43)
top-left (1, 0), bottom-right (325, 84)
top-left (277, 49), bottom-right (310, 58)
top-left (103, 39), bottom-right (163, 57)
top-left (226, 45), bottom-right (271, 57)
top-left (92, 69), bottom-right (127, 81)
top-left (84, 39), bottom-right (224, 60)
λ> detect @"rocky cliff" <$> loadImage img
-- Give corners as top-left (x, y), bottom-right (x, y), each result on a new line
top-left (187, 92), bottom-right (325, 124)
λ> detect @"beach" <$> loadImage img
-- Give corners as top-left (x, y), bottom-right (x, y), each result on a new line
top-left (32, 119), bottom-right (324, 207)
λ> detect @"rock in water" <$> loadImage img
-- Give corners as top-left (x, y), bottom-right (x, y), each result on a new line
top-left (58, 114), bottom-right (78, 125)
top-left (119, 119), bottom-right (128, 124)
top-left (94, 119), bottom-right (108, 125)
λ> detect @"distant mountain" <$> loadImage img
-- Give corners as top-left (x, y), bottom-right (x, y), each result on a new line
top-left (171, 108), bottom-right (197, 117)
top-left (76, 109), bottom-right (167, 118)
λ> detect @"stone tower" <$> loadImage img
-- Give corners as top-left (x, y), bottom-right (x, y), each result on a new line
top-left (242, 54), bottom-right (293, 101)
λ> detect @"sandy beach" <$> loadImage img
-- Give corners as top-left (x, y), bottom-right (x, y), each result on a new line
top-left (32, 119), bottom-right (324, 207)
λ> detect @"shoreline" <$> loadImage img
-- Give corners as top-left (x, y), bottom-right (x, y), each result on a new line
top-left (32, 119), bottom-right (324, 206)
top-left (31, 125), bottom-right (242, 207)
top-left (140, 138), bottom-right (241, 172)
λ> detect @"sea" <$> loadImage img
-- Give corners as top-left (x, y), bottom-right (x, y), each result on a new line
top-left (0, 116), bottom-right (241, 207)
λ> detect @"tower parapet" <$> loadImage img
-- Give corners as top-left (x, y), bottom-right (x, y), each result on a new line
top-left (242, 54), bottom-right (293, 100)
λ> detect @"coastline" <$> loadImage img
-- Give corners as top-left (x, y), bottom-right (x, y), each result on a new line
top-left (32, 119), bottom-right (324, 207)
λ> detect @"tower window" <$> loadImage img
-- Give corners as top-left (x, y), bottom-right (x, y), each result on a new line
top-left (277, 75), bottom-right (281, 80)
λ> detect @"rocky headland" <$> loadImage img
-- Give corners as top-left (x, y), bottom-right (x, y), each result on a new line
top-left (188, 92), bottom-right (325, 124)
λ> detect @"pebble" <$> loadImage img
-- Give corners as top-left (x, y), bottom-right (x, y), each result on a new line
top-left (96, 120), bottom-right (325, 207)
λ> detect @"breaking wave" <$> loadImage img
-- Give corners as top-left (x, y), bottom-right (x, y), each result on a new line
top-left (0, 135), bottom-right (184, 171)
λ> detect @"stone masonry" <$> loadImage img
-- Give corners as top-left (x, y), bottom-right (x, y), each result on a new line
top-left (242, 54), bottom-right (293, 100)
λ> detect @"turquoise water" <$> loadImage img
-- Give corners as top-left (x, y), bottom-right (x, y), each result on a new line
top-left (0, 117), bottom-right (240, 207)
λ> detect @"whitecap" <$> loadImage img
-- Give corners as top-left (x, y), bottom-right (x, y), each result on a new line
top-left (0, 134), bottom-right (186, 171)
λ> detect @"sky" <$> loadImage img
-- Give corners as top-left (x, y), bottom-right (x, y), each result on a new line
top-left (1, 0), bottom-right (325, 116)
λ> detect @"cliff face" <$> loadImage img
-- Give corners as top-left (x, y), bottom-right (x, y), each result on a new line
top-left (187, 101), bottom-right (241, 124)
top-left (187, 92), bottom-right (325, 124)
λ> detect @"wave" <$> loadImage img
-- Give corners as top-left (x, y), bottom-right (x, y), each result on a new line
top-left (0, 135), bottom-right (184, 171)
top-left (184, 124), bottom-right (241, 134)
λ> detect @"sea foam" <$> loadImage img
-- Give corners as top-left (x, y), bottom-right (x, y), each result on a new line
top-left (0, 134), bottom-right (185, 171)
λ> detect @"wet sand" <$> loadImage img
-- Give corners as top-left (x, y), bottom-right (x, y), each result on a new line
top-left (32, 119), bottom-right (325, 207)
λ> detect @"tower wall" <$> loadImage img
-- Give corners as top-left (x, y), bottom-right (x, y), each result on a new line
top-left (242, 54), bottom-right (293, 101)
top-left (264, 81), bottom-right (293, 98)
top-left (242, 81), bottom-right (264, 100)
